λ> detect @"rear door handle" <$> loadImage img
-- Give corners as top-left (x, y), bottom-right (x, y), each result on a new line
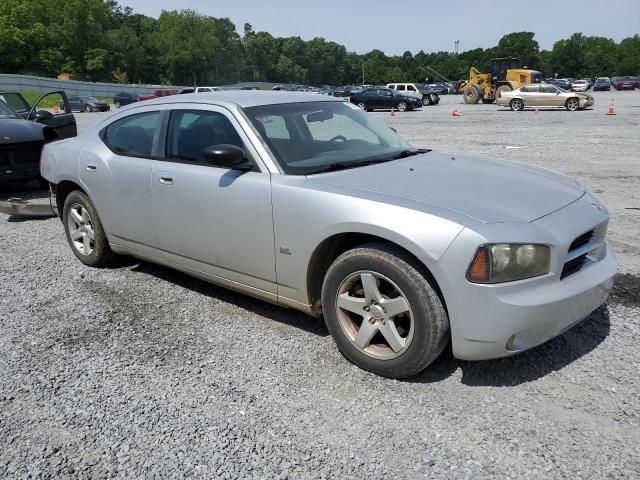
top-left (159, 173), bottom-right (174, 185)
top-left (85, 163), bottom-right (97, 172)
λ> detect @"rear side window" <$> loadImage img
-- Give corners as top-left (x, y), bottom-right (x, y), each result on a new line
top-left (165, 110), bottom-right (244, 163)
top-left (396, 85), bottom-right (406, 91)
top-left (101, 111), bottom-right (160, 158)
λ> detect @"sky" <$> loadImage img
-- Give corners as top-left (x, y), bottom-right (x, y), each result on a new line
top-left (120, 0), bottom-right (640, 55)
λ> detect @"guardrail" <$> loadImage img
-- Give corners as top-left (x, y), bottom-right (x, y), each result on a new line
top-left (0, 74), bottom-right (182, 98)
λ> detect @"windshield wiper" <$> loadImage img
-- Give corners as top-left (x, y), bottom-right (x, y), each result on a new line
top-left (302, 158), bottom-right (394, 175)
top-left (301, 149), bottom-right (431, 175)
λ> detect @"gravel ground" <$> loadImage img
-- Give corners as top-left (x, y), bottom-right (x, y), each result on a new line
top-left (1, 91), bottom-right (639, 479)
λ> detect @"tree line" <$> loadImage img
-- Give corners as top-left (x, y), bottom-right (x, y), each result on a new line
top-left (1, 0), bottom-right (638, 86)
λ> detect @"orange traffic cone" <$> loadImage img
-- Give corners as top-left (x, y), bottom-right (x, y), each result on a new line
top-left (607, 99), bottom-right (616, 115)
top-left (452, 110), bottom-right (462, 117)
top-left (390, 107), bottom-right (395, 117)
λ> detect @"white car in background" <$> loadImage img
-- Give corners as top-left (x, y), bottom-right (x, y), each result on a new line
top-left (571, 80), bottom-right (589, 92)
top-left (178, 86), bottom-right (221, 94)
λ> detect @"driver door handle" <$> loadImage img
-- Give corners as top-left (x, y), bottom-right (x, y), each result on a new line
top-left (85, 163), bottom-right (97, 172)
top-left (159, 173), bottom-right (174, 185)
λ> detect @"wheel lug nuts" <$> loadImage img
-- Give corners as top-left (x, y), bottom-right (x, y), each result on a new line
top-left (364, 306), bottom-right (370, 312)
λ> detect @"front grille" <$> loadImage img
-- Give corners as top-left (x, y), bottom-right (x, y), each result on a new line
top-left (561, 253), bottom-right (588, 280)
top-left (569, 230), bottom-right (594, 252)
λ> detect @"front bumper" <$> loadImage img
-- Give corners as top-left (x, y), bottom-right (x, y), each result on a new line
top-left (433, 193), bottom-right (616, 360)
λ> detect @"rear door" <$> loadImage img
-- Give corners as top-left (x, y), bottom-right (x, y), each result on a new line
top-left (29, 91), bottom-right (77, 139)
top-left (81, 108), bottom-right (162, 252)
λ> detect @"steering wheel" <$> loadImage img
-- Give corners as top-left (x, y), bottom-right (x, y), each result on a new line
top-left (328, 135), bottom-right (347, 143)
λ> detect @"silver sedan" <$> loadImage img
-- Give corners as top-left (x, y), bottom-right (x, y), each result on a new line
top-left (40, 92), bottom-right (615, 378)
top-left (497, 83), bottom-right (594, 111)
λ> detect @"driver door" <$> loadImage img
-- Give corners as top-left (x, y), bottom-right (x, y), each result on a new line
top-left (151, 105), bottom-right (277, 295)
top-left (29, 91), bottom-right (77, 139)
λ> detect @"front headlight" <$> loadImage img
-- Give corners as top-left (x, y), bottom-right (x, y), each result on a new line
top-left (466, 244), bottom-right (550, 284)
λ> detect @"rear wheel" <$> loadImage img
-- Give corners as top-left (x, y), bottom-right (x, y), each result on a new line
top-left (322, 244), bottom-right (450, 379)
top-left (510, 98), bottom-right (525, 111)
top-left (463, 86), bottom-right (481, 104)
top-left (566, 98), bottom-right (580, 111)
top-left (63, 190), bottom-right (115, 267)
top-left (397, 101), bottom-right (408, 112)
top-left (356, 101), bottom-right (367, 111)
top-left (114, 101), bottom-right (121, 109)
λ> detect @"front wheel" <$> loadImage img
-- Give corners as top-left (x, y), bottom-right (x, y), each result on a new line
top-left (322, 244), bottom-right (450, 379)
top-left (397, 101), bottom-right (407, 112)
top-left (63, 190), bottom-right (115, 267)
top-left (114, 101), bottom-right (121, 109)
top-left (85, 105), bottom-right (91, 112)
top-left (566, 98), bottom-right (580, 111)
top-left (422, 95), bottom-right (432, 106)
top-left (510, 98), bottom-right (525, 111)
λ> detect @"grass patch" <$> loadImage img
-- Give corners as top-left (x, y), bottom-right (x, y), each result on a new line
top-left (20, 91), bottom-right (113, 108)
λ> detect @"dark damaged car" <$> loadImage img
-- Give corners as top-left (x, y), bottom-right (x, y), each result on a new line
top-left (0, 91), bottom-right (77, 185)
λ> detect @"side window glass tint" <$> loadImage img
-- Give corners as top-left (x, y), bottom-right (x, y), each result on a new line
top-left (103, 111), bottom-right (160, 157)
top-left (397, 85), bottom-right (406, 91)
top-left (166, 110), bottom-right (244, 162)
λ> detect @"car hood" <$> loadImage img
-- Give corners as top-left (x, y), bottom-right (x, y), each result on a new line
top-left (309, 152), bottom-right (585, 224)
top-left (0, 119), bottom-right (45, 144)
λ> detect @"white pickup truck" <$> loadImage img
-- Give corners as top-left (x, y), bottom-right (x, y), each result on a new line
top-left (386, 83), bottom-right (440, 106)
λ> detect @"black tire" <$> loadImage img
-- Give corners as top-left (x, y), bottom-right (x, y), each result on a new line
top-left (510, 98), bottom-right (525, 111)
top-left (85, 105), bottom-right (91, 112)
top-left (62, 190), bottom-right (115, 267)
top-left (565, 98), bottom-right (580, 111)
top-left (422, 95), bottom-right (432, 106)
top-left (356, 101), bottom-right (368, 111)
top-left (321, 243), bottom-right (450, 379)
top-left (114, 101), bottom-right (121, 109)
top-left (463, 86), bottom-right (481, 104)
top-left (481, 97), bottom-right (495, 104)
top-left (397, 101), bottom-right (408, 112)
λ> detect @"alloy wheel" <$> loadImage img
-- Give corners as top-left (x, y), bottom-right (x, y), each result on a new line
top-left (67, 203), bottom-right (95, 256)
top-left (335, 271), bottom-right (414, 360)
top-left (567, 99), bottom-right (580, 111)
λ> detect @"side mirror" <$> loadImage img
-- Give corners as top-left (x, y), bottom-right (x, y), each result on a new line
top-left (34, 110), bottom-right (54, 121)
top-left (203, 144), bottom-right (251, 170)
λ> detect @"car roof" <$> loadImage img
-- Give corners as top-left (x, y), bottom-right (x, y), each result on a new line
top-left (139, 90), bottom-right (341, 108)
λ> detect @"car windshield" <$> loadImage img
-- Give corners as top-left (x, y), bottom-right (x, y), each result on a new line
top-left (0, 100), bottom-right (20, 119)
top-left (243, 101), bottom-right (416, 175)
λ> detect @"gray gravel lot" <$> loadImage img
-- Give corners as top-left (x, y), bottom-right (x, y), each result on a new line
top-left (1, 92), bottom-right (639, 479)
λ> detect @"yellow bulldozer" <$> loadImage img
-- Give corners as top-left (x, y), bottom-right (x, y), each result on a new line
top-left (458, 58), bottom-right (542, 104)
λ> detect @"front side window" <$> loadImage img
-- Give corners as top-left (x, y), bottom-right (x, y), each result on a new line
top-left (165, 110), bottom-right (244, 163)
top-left (244, 101), bottom-right (415, 175)
top-left (521, 85), bottom-right (539, 93)
top-left (102, 111), bottom-right (160, 158)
